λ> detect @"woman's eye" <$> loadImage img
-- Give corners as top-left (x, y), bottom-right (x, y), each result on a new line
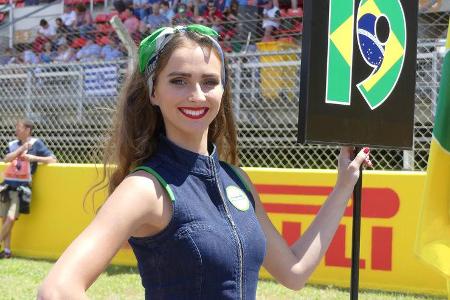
top-left (204, 79), bottom-right (220, 86)
top-left (170, 79), bottom-right (187, 85)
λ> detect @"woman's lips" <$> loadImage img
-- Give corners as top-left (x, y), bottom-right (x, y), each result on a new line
top-left (178, 107), bottom-right (209, 119)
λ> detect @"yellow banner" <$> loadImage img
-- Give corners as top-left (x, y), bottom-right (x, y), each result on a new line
top-left (0, 164), bottom-right (447, 296)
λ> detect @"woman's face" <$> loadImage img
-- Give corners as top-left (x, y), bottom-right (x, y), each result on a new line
top-left (151, 41), bottom-right (224, 144)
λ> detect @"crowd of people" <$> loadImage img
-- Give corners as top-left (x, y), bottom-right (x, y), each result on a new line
top-left (0, 0), bottom-right (303, 65)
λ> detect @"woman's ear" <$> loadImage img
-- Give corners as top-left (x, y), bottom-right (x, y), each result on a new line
top-left (150, 90), bottom-right (159, 106)
top-left (149, 79), bottom-right (159, 106)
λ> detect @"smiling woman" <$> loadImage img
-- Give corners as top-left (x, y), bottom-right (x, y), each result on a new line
top-left (150, 42), bottom-right (224, 153)
top-left (37, 25), bottom-right (372, 300)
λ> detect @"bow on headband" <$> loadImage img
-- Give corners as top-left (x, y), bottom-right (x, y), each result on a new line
top-left (138, 25), bottom-right (226, 94)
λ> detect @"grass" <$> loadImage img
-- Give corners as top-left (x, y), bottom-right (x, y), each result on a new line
top-left (0, 257), bottom-right (445, 300)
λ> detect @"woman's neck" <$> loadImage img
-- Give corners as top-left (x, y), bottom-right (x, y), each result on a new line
top-left (165, 131), bottom-right (209, 156)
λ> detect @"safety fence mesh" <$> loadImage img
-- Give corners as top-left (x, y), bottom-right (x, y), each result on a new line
top-left (0, 37), bottom-right (446, 170)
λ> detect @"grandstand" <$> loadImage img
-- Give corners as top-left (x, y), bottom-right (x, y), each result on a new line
top-left (0, 0), bottom-right (449, 170)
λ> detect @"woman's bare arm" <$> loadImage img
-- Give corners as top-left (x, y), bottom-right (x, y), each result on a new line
top-left (37, 171), bottom-right (170, 299)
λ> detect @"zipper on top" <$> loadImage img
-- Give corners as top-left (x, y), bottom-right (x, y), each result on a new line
top-left (210, 158), bottom-right (244, 300)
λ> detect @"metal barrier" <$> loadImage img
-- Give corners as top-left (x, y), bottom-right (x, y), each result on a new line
top-left (0, 38), bottom-right (446, 170)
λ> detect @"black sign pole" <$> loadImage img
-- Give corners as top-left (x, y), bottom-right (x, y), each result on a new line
top-left (350, 147), bottom-right (363, 300)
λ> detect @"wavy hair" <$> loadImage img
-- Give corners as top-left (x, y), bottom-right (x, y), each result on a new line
top-left (88, 30), bottom-right (238, 202)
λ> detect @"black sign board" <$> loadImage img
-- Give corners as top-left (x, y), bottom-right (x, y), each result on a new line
top-left (298, 0), bottom-right (418, 149)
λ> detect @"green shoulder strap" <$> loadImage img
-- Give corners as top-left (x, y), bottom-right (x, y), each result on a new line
top-left (221, 162), bottom-right (252, 193)
top-left (131, 166), bottom-right (175, 202)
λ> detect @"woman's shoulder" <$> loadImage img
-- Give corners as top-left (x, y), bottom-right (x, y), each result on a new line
top-left (101, 169), bottom-right (172, 234)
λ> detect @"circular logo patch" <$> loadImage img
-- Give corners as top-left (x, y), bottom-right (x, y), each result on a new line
top-left (225, 185), bottom-right (250, 211)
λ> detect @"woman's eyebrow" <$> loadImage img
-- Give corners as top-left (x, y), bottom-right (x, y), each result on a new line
top-left (168, 72), bottom-right (191, 77)
top-left (167, 72), bottom-right (220, 78)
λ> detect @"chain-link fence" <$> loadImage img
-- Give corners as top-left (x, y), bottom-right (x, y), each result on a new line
top-left (0, 59), bottom-right (127, 162)
top-left (0, 37), bottom-right (447, 170)
top-left (0, 5), bottom-right (448, 170)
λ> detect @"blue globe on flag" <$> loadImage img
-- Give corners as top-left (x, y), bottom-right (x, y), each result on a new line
top-left (357, 13), bottom-right (385, 70)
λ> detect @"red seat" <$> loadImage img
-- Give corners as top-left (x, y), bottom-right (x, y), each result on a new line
top-left (287, 8), bottom-right (303, 17)
top-left (0, 13), bottom-right (5, 23)
top-left (95, 13), bottom-right (109, 23)
top-left (108, 11), bottom-right (119, 20)
top-left (71, 37), bottom-right (87, 48)
top-left (97, 23), bottom-right (112, 33)
top-left (277, 8), bottom-right (303, 36)
top-left (97, 35), bottom-right (110, 45)
top-left (0, 0), bottom-right (8, 4)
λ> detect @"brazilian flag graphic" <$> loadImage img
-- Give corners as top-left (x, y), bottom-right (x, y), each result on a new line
top-left (415, 21), bottom-right (450, 293)
top-left (326, 0), bottom-right (406, 110)
top-left (298, 0), bottom-right (417, 148)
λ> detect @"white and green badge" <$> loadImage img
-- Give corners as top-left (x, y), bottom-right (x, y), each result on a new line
top-left (226, 185), bottom-right (250, 211)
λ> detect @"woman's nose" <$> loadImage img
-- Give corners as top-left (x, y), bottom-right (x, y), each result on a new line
top-left (188, 83), bottom-right (207, 102)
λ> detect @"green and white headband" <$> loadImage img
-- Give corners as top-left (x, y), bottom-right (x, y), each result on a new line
top-left (138, 25), bottom-right (227, 95)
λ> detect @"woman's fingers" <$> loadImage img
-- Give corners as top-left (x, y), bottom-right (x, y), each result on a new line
top-left (339, 146), bottom-right (373, 169)
top-left (350, 147), bottom-right (371, 170)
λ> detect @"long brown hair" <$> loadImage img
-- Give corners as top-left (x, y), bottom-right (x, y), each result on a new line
top-left (89, 31), bottom-right (238, 201)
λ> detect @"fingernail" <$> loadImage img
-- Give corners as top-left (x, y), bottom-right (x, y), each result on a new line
top-left (363, 147), bottom-right (370, 154)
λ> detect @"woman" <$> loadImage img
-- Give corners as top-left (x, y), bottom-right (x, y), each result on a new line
top-left (38, 25), bottom-right (371, 299)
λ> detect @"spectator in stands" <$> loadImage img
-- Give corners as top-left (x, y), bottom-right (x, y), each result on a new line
top-left (261, 0), bottom-right (280, 41)
top-left (61, 5), bottom-right (76, 28)
top-left (123, 8), bottom-right (141, 36)
top-left (23, 46), bottom-right (40, 64)
top-left (54, 43), bottom-right (75, 62)
top-left (223, 0), bottom-right (238, 23)
top-left (141, 3), bottom-right (170, 33)
top-left (221, 0), bottom-right (238, 51)
top-left (203, 0), bottom-right (224, 33)
top-left (215, 0), bottom-right (227, 11)
top-left (196, 0), bottom-right (208, 16)
top-left (0, 48), bottom-right (16, 65)
top-left (55, 17), bottom-right (72, 47)
top-left (185, 0), bottom-right (197, 15)
top-left (113, 0), bottom-right (132, 13)
top-left (160, 1), bottom-right (175, 23)
top-left (76, 36), bottom-right (101, 62)
top-left (74, 4), bottom-right (94, 38)
top-left (38, 19), bottom-right (56, 40)
top-left (39, 42), bottom-right (55, 63)
top-left (225, 0), bottom-right (238, 16)
top-left (172, 3), bottom-right (193, 25)
top-left (34, 18), bottom-right (56, 52)
top-left (100, 37), bottom-right (124, 61)
top-left (0, 118), bottom-right (56, 259)
top-left (132, 0), bottom-right (145, 19)
top-left (132, 0), bottom-right (150, 19)
top-left (419, 0), bottom-right (442, 13)
top-left (227, 0), bottom-right (259, 43)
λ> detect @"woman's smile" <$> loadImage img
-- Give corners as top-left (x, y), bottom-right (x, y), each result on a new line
top-left (178, 107), bottom-right (210, 119)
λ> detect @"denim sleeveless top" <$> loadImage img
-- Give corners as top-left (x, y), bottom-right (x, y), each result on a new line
top-left (128, 136), bottom-right (267, 300)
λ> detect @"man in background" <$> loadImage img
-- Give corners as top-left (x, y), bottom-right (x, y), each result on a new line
top-left (0, 118), bottom-right (56, 259)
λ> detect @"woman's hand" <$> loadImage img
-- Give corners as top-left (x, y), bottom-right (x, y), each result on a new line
top-left (335, 146), bottom-right (372, 192)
